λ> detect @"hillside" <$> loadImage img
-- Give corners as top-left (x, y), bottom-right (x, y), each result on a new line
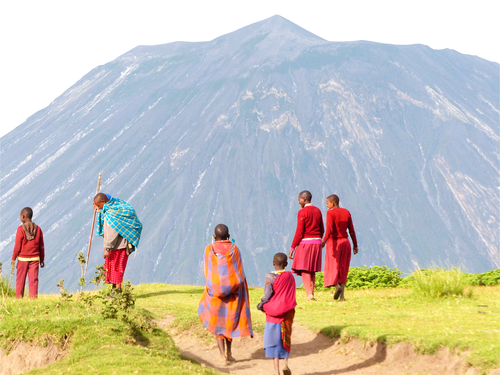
top-left (1, 283), bottom-right (499, 374)
top-left (0, 15), bottom-right (498, 292)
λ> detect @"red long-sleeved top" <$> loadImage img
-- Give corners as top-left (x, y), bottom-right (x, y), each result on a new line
top-left (291, 205), bottom-right (325, 249)
top-left (11, 225), bottom-right (45, 262)
top-left (323, 208), bottom-right (358, 248)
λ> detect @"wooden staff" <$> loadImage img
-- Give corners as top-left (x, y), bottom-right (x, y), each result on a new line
top-left (83, 172), bottom-right (102, 280)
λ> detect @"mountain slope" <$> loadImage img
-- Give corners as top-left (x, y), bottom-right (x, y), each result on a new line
top-left (1, 15), bottom-right (498, 291)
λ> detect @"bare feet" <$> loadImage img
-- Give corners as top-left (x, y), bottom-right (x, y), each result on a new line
top-left (283, 364), bottom-right (292, 375)
top-left (306, 294), bottom-right (316, 301)
top-left (334, 284), bottom-right (341, 300)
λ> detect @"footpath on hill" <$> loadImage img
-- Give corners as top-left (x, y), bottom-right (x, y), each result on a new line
top-left (157, 315), bottom-right (482, 375)
top-left (134, 284), bottom-right (500, 375)
top-left (1, 281), bottom-right (499, 375)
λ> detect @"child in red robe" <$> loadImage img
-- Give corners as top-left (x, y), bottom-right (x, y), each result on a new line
top-left (258, 252), bottom-right (296, 375)
top-left (11, 207), bottom-right (45, 298)
top-left (289, 190), bottom-right (324, 300)
top-left (322, 194), bottom-right (358, 301)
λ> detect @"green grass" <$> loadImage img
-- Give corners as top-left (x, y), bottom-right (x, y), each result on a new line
top-left (407, 267), bottom-right (473, 298)
top-left (133, 283), bottom-right (500, 372)
top-left (1, 283), bottom-right (499, 373)
top-left (0, 276), bottom-right (15, 297)
top-left (0, 294), bottom-right (217, 374)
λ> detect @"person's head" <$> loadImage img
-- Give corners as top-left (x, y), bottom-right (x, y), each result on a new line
top-left (273, 252), bottom-right (288, 270)
top-left (326, 194), bottom-right (339, 209)
top-left (19, 207), bottom-right (33, 223)
top-left (93, 193), bottom-right (110, 210)
top-left (213, 224), bottom-right (230, 241)
top-left (298, 190), bottom-right (312, 208)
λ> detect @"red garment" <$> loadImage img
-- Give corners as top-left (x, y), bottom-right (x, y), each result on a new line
top-left (291, 205), bottom-right (324, 249)
top-left (105, 248), bottom-right (129, 284)
top-left (212, 240), bottom-right (232, 255)
top-left (291, 242), bottom-right (322, 274)
top-left (323, 208), bottom-right (357, 248)
top-left (11, 225), bottom-right (45, 262)
top-left (324, 238), bottom-right (352, 286)
top-left (16, 260), bottom-right (39, 298)
top-left (263, 271), bottom-right (297, 323)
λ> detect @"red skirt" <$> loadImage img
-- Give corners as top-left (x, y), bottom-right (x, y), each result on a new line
top-left (324, 238), bottom-right (351, 287)
top-left (105, 248), bottom-right (129, 284)
top-left (291, 240), bottom-right (322, 275)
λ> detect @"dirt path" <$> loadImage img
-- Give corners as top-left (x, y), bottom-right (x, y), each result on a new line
top-left (157, 316), bottom-right (498, 375)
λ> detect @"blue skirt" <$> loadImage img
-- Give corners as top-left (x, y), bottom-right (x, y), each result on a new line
top-left (263, 322), bottom-right (289, 359)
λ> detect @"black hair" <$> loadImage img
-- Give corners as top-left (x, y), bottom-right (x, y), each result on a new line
top-left (20, 207), bottom-right (33, 219)
top-left (214, 224), bottom-right (229, 239)
top-left (299, 190), bottom-right (312, 202)
top-left (327, 194), bottom-right (339, 205)
top-left (273, 252), bottom-right (288, 268)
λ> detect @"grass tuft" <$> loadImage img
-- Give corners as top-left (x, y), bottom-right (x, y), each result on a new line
top-left (408, 267), bottom-right (473, 298)
top-left (1, 277), bottom-right (15, 298)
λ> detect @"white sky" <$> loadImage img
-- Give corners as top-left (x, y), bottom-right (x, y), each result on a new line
top-left (0, 0), bottom-right (498, 138)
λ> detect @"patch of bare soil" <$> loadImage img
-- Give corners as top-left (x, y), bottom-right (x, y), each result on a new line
top-left (157, 316), bottom-right (499, 375)
top-left (0, 343), bottom-right (66, 375)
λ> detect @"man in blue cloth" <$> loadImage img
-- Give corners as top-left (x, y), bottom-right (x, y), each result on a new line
top-left (93, 193), bottom-right (142, 293)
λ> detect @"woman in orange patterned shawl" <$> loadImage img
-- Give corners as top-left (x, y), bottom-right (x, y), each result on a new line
top-left (198, 224), bottom-right (253, 365)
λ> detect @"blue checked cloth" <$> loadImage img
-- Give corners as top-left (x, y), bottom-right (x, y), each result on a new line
top-left (96, 197), bottom-right (143, 250)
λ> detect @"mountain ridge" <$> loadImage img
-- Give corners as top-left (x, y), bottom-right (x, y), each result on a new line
top-left (1, 15), bottom-right (498, 292)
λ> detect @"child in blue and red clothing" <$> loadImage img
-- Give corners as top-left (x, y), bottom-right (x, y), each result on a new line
top-left (257, 253), bottom-right (297, 375)
top-left (11, 207), bottom-right (45, 299)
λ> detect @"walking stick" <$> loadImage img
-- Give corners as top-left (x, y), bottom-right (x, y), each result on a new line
top-left (83, 173), bottom-right (102, 280)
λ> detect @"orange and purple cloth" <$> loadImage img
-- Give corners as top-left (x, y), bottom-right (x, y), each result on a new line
top-left (198, 243), bottom-right (253, 339)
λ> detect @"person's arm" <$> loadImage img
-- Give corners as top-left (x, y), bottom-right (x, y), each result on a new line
top-left (322, 210), bottom-right (332, 248)
top-left (39, 228), bottom-right (45, 267)
top-left (104, 221), bottom-right (121, 250)
top-left (11, 226), bottom-right (24, 261)
top-left (257, 273), bottom-right (276, 311)
top-left (257, 282), bottom-right (275, 311)
top-left (319, 211), bottom-right (325, 239)
top-left (290, 211), bottom-right (305, 257)
top-left (348, 214), bottom-right (358, 253)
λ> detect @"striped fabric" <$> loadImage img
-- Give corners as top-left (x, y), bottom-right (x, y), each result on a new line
top-left (281, 309), bottom-right (295, 352)
top-left (96, 198), bottom-right (142, 249)
top-left (105, 248), bottom-right (129, 284)
top-left (198, 244), bottom-right (253, 339)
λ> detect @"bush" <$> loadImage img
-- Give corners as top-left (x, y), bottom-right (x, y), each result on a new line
top-left (465, 269), bottom-right (500, 286)
top-left (313, 266), bottom-right (499, 292)
top-left (315, 266), bottom-right (404, 291)
top-left (1, 277), bottom-right (15, 297)
top-left (407, 267), bottom-right (472, 298)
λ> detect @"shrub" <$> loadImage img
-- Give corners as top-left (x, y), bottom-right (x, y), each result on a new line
top-left (407, 267), bottom-right (473, 298)
top-left (1, 277), bottom-right (15, 297)
top-left (313, 266), bottom-right (499, 292)
top-left (465, 269), bottom-right (500, 286)
top-left (314, 266), bottom-right (404, 291)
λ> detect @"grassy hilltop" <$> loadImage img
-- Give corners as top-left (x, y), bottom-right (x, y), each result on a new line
top-left (0, 268), bottom-right (499, 374)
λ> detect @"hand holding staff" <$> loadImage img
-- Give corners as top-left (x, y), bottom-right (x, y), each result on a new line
top-left (83, 173), bottom-right (102, 280)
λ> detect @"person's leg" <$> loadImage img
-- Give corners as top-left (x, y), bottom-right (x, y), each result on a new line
top-left (273, 357), bottom-right (280, 375)
top-left (303, 272), bottom-right (315, 300)
top-left (15, 261), bottom-right (28, 299)
top-left (226, 338), bottom-right (234, 361)
top-left (339, 283), bottom-right (346, 301)
top-left (283, 358), bottom-right (291, 375)
top-left (339, 241), bottom-right (352, 302)
top-left (216, 336), bottom-right (227, 363)
top-left (27, 261), bottom-right (39, 298)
